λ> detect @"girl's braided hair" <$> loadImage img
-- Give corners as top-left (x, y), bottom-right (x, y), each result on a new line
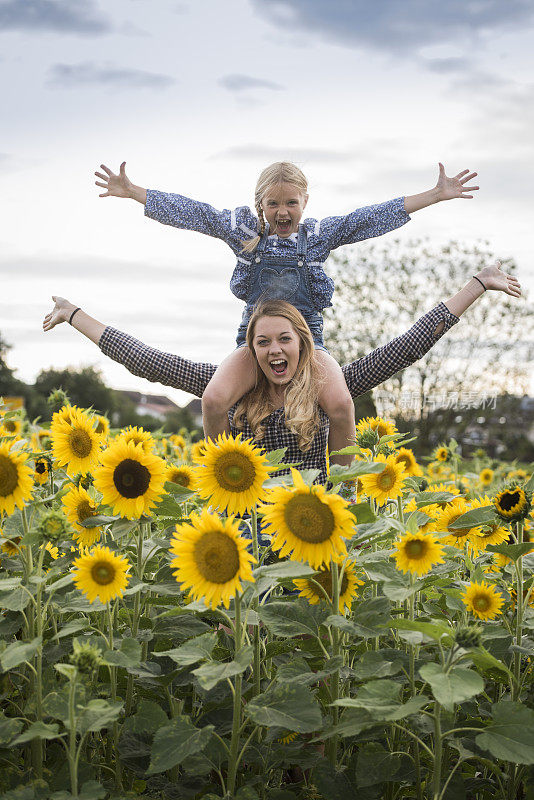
top-left (241, 162), bottom-right (308, 253)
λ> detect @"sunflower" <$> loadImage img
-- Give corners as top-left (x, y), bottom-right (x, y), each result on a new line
top-left (169, 508), bottom-right (255, 609)
top-left (479, 468), bottom-right (494, 487)
top-left (166, 463), bottom-right (197, 491)
top-left (94, 415), bottom-right (110, 438)
top-left (494, 485), bottom-right (531, 522)
top-left (468, 496), bottom-right (509, 556)
top-left (51, 407), bottom-right (103, 477)
top-left (62, 485), bottom-right (102, 546)
top-left (404, 498), bottom-right (440, 533)
top-left (52, 405), bottom-right (74, 426)
top-left (393, 531), bottom-right (445, 576)
top-left (394, 448), bottom-right (423, 477)
top-left (33, 456), bottom-right (51, 485)
top-left (259, 469), bottom-right (355, 568)
top-left (0, 441), bottom-right (34, 515)
top-left (44, 541), bottom-right (60, 560)
top-left (170, 434), bottom-right (187, 451)
top-left (293, 559), bottom-right (363, 613)
top-left (191, 439), bottom-right (207, 463)
top-left (507, 469), bottom-right (528, 483)
top-left (115, 426), bottom-right (155, 453)
top-left (359, 454), bottom-right (406, 506)
top-left (1, 536), bottom-right (25, 556)
top-left (276, 731), bottom-right (299, 744)
top-left (194, 432), bottom-right (271, 516)
top-left (430, 498), bottom-right (482, 547)
top-left (462, 580), bottom-right (504, 621)
top-left (356, 415), bottom-right (398, 440)
top-left (0, 417), bottom-right (22, 437)
top-left (434, 445), bottom-right (451, 463)
top-left (426, 483), bottom-right (458, 508)
top-left (94, 438), bottom-right (167, 519)
top-left (427, 462), bottom-right (449, 481)
top-left (73, 545), bottom-right (130, 604)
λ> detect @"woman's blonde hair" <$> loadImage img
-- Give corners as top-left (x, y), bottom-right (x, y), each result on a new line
top-left (241, 162), bottom-right (308, 253)
top-left (233, 300), bottom-right (323, 451)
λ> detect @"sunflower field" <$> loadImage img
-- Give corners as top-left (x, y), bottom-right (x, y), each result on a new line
top-left (1, 401), bottom-right (534, 800)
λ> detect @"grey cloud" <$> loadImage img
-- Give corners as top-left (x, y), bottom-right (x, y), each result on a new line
top-left (0, 0), bottom-right (110, 35)
top-left (423, 57), bottom-right (472, 74)
top-left (47, 61), bottom-right (175, 89)
top-left (219, 74), bottom-right (284, 92)
top-left (211, 144), bottom-right (357, 164)
top-left (250, 0), bottom-right (534, 54)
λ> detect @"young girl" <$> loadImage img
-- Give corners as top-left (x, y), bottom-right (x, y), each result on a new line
top-left (94, 160), bottom-right (478, 463)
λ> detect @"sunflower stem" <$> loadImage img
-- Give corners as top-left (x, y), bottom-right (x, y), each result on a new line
top-left (125, 522), bottom-right (145, 715)
top-left (227, 593), bottom-right (243, 797)
top-left (432, 702), bottom-right (443, 800)
top-left (67, 672), bottom-right (79, 798)
top-left (106, 602), bottom-right (122, 791)
top-left (327, 559), bottom-right (341, 768)
top-left (513, 523), bottom-right (524, 700)
top-left (251, 507), bottom-right (261, 703)
top-left (408, 577), bottom-right (423, 800)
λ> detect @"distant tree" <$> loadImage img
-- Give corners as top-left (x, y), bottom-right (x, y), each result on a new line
top-left (324, 239), bottom-right (533, 450)
top-left (34, 366), bottom-right (117, 420)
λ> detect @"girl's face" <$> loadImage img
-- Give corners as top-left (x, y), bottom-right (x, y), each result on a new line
top-left (252, 315), bottom-right (302, 386)
top-left (260, 182), bottom-right (308, 238)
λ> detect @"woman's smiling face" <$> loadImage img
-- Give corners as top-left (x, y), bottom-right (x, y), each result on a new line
top-left (252, 315), bottom-right (302, 385)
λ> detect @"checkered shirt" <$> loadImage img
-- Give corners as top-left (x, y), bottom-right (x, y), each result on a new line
top-left (99, 302), bottom-right (458, 483)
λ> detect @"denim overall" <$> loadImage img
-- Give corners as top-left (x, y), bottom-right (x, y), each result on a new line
top-left (235, 223), bottom-right (326, 349)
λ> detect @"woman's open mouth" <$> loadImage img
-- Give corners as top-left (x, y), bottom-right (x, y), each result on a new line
top-left (276, 219), bottom-right (291, 235)
top-left (270, 358), bottom-right (288, 376)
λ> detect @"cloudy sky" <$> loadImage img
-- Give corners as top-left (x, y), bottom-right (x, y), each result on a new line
top-left (1, 0), bottom-right (533, 406)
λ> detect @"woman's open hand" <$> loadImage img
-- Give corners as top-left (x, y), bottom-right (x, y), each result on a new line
top-left (43, 296), bottom-right (76, 332)
top-left (435, 162), bottom-right (479, 201)
top-left (95, 162), bottom-right (134, 198)
top-left (476, 262), bottom-right (522, 297)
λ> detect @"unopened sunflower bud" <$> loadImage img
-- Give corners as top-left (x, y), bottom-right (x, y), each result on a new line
top-left (455, 624), bottom-right (483, 649)
top-left (47, 389), bottom-right (71, 413)
top-left (355, 429), bottom-right (379, 450)
top-left (80, 473), bottom-right (94, 490)
top-left (37, 510), bottom-right (70, 544)
top-left (69, 638), bottom-right (103, 678)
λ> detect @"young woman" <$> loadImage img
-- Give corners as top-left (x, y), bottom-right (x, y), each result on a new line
top-left (43, 262), bottom-right (520, 483)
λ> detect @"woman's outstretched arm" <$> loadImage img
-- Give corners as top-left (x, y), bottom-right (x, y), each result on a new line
top-left (343, 262), bottom-right (521, 397)
top-left (42, 296), bottom-right (217, 397)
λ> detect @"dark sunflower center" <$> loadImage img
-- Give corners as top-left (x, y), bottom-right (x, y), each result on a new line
top-left (35, 461), bottom-right (47, 474)
top-left (170, 471), bottom-right (190, 487)
top-left (405, 539), bottom-right (427, 559)
top-left (194, 530), bottom-right (240, 583)
top-left (397, 455), bottom-right (411, 468)
top-left (95, 421), bottom-right (106, 434)
top-left (377, 468), bottom-right (395, 491)
top-left (77, 500), bottom-right (95, 522)
top-left (214, 453), bottom-right (255, 493)
top-left (91, 561), bottom-right (115, 585)
top-left (284, 494), bottom-right (335, 543)
top-left (448, 514), bottom-right (470, 538)
top-left (113, 459), bottom-right (151, 498)
top-left (4, 420), bottom-right (17, 433)
top-left (310, 568), bottom-right (348, 599)
top-left (499, 491), bottom-right (522, 511)
top-left (69, 428), bottom-right (93, 458)
top-left (473, 594), bottom-right (490, 612)
top-left (0, 454), bottom-right (19, 497)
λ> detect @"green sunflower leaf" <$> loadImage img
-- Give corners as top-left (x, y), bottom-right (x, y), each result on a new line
top-left (386, 619), bottom-right (452, 643)
top-left (146, 716), bottom-right (214, 775)
top-left (103, 638), bottom-right (142, 668)
top-left (448, 507), bottom-right (498, 528)
top-left (486, 543), bottom-right (534, 560)
top-left (476, 702), bottom-right (534, 764)
top-left (258, 598), bottom-right (329, 639)
top-left (332, 679), bottom-right (428, 721)
top-left (245, 684), bottom-right (322, 732)
top-left (193, 645), bottom-right (253, 691)
top-left (419, 663), bottom-right (484, 711)
top-left (10, 722), bottom-right (61, 746)
top-left (0, 637), bottom-right (42, 672)
top-left (155, 631), bottom-right (217, 667)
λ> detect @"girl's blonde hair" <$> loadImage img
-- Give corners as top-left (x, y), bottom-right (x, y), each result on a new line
top-left (241, 162), bottom-right (308, 253)
top-left (233, 300), bottom-right (323, 451)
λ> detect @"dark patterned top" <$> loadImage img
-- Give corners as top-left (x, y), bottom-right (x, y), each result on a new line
top-left (144, 190), bottom-right (410, 311)
top-left (100, 303), bottom-right (458, 482)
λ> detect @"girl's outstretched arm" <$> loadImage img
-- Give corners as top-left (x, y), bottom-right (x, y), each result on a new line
top-left (441, 260), bottom-right (521, 321)
top-left (404, 162), bottom-right (479, 213)
top-left (42, 296), bottom-right (105, 344)
top-left (94, 162), bottom-right (147, 204)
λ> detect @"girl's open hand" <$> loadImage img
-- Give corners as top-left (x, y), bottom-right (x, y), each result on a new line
top-left (95, 161), bottom-right (133, 198)
top-left (476, 262), bottom-right (522, 297)
top-left (435, 162), bottom-right (479, 201)
top-left (43, 296), bottom-right (76, 332)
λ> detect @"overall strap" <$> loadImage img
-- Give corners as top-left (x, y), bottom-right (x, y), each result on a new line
top-left (296, 224), bottom-right (308, 261)
top-left (255, 224), bottom-right (270, 255)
